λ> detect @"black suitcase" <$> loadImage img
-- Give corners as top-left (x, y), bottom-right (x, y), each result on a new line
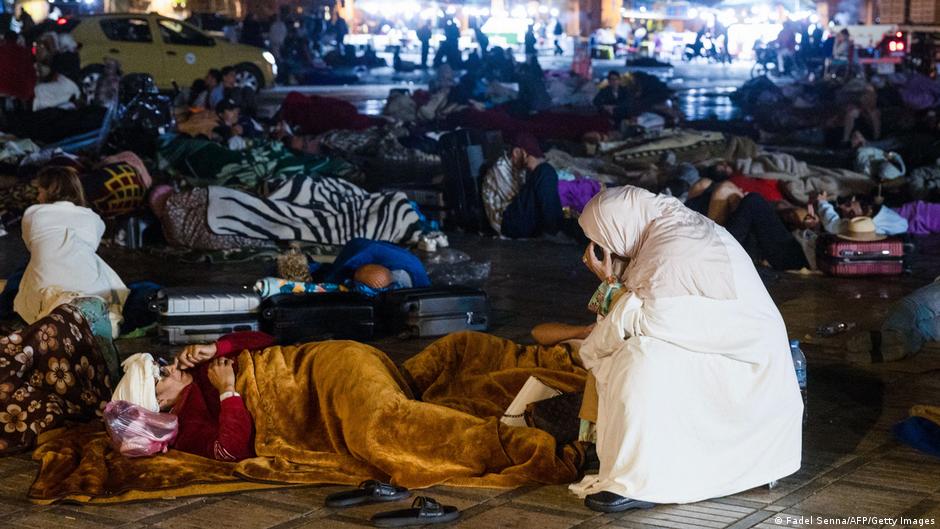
top-left (150, 286), bottom-right (262, 345)
top-left (439, 129), bottom-right (503, 232)
top-left (380, 287), bottom-right (489, 337)
top-left (379, 184), bottom-right (447, 225)
top-left (260, 292), bottom-right (376, 344)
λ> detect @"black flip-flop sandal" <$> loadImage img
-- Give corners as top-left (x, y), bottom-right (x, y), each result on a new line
top-left (370, 496), bottom-right (460, 527)
top-left (324, 480), bottom-right (411, 508)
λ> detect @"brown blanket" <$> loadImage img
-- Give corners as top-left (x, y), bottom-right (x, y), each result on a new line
top-left (28, 332), bottom-right (587, 504)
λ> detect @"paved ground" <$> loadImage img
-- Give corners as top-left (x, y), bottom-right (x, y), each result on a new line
top-left (1, 230), bottom-right (940, 529)
top-left (260, 59), bottom-right (752, 121)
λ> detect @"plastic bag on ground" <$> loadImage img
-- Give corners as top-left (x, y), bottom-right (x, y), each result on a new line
top-left (104, 400), bottom-right (178, 458)
top-left (427, 261), bottom-right (491, 288)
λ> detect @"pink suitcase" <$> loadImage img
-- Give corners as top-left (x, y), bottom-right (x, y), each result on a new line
top-left (816, 235), bottom-right (904, 276)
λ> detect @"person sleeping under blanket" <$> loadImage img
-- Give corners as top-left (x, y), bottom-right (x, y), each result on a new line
top-left (254, 239), bottom-right (430, 299)
top-left (315, 237), bottom-right (431, 289)
top-left (27, 330), bottom-right (590, 504)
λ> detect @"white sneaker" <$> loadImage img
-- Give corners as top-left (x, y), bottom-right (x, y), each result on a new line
top-left (430, 232), bottom-right (449, 248)
top-left (417, 235), bottom-right (438, 252)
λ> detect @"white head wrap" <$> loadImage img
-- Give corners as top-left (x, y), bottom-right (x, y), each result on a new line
top-left (578, 186), bottom-right (737, 301)
top-left (111, 353), bottom-right (160, 412)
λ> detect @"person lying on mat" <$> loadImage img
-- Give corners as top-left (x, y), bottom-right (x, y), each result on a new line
top-left (111, 332), bottom-right (274, 461)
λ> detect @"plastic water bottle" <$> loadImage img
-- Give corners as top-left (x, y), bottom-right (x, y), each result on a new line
top-left (790, 339), bottom-right (807, 416)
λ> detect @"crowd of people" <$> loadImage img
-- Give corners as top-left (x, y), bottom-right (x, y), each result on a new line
top-left (1, 7), bottom-right (940, 519)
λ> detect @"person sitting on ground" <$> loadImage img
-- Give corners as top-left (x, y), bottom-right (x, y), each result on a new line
top-left (209, 66), bottom-right (256, 115)
top-left (569, 186), bottom-right (802, 512)
top-left (13, 166), bottom-right (129, 333)
top-left (31, 63), bottom-right (81, 112)
top-left (212, 98), bottom-right (261, 148)
top-left (593, 71), bottom-right (631, 124)
top-left (481, 133), bottom-right (565, 239)
top-left (190, 68), bottom-right (221, 109)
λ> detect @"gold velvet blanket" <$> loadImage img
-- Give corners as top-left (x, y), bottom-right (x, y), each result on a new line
top-left (28, 332), bottom-right (586, 504)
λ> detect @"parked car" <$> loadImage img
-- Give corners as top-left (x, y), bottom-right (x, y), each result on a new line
top-left (66, 13), bottom-right (275, 95)
top-left (184, 13), bottom-right (238, 39)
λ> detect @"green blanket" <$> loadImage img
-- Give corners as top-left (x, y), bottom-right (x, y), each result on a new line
top-left (159, 137), bottom-right (362, 193)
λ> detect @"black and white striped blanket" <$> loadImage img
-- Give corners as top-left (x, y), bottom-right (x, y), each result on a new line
top-left (207, 176), bottom-right (422, 245)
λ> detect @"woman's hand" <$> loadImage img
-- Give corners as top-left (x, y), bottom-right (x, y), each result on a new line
top-left (207, 357), bottom-right (236, 394)
top-left (583, 242), bottom-right (614, 283)
top-left (177, 343), bottom-right (218, 369)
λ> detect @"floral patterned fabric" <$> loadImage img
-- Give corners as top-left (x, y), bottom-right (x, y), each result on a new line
top-left (0, 304), bottom-right (112, 454)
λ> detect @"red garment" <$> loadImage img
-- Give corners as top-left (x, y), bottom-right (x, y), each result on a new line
top-left (280, 92), bottom-right (382, 135)
top-left (0, 41), bottom-right (36, 101)
top-left (729, 173), bottom-right (784, 203)
top-left (170, 331), bottom-right (274, 461)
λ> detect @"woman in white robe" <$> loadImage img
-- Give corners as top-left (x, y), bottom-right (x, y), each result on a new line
top-left (569, 186), bottom-right (803, 511)
top-left (13, 167), bottom-right (128, 333)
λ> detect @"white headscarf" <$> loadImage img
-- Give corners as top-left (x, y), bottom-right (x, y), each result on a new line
top-left (111, 353), bottom-right (160, 412)
top-left (578, 186), bottom-right (737, 301)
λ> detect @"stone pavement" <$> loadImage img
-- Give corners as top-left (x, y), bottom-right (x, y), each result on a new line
top-left (1, 233), bottom-right (940, 529)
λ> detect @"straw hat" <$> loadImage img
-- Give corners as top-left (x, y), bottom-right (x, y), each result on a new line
top-left (838, 216), bottom-right (885, 242)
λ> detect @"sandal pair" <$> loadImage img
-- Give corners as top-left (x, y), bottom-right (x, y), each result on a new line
top-left (324, 481), bottom-right (460, 527)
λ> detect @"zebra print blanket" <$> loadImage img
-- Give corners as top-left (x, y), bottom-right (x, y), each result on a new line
top-left (207, 176), bottom-right (423, 245)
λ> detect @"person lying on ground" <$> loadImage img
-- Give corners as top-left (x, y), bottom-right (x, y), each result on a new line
top-left (317, 237), bottom-right (431, 289)
top-left (847, 277), bottom-right (940, 363)
top-left (189, 68), bottom-right (221, 110)
top-left (673, 160), bottom-right (785, 226)
top-left (481, 133), bottom-right (565, 239)
top-left (0, 303), bottom-right (113, 455)
top-left (814, 191), bottom-right (908, 237)
top-left (13, 166), bottom-right (128, 333)
top-left (569, 186), bottom-right (802, 512)
top-left (115, 327), bottom-right (585, 465)
top-left (112, 331), bottom-right (273, 461)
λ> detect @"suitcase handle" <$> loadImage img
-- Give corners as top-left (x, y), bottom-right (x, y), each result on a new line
top-left (838, 249), bottom-right (892, 257)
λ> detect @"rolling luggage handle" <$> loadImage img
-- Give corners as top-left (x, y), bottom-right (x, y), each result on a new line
top-left (836, 248), bottom-right (893, 258)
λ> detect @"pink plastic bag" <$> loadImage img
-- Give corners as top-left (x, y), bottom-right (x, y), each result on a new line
top-left (104, 400), bottom-right (179, 457)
